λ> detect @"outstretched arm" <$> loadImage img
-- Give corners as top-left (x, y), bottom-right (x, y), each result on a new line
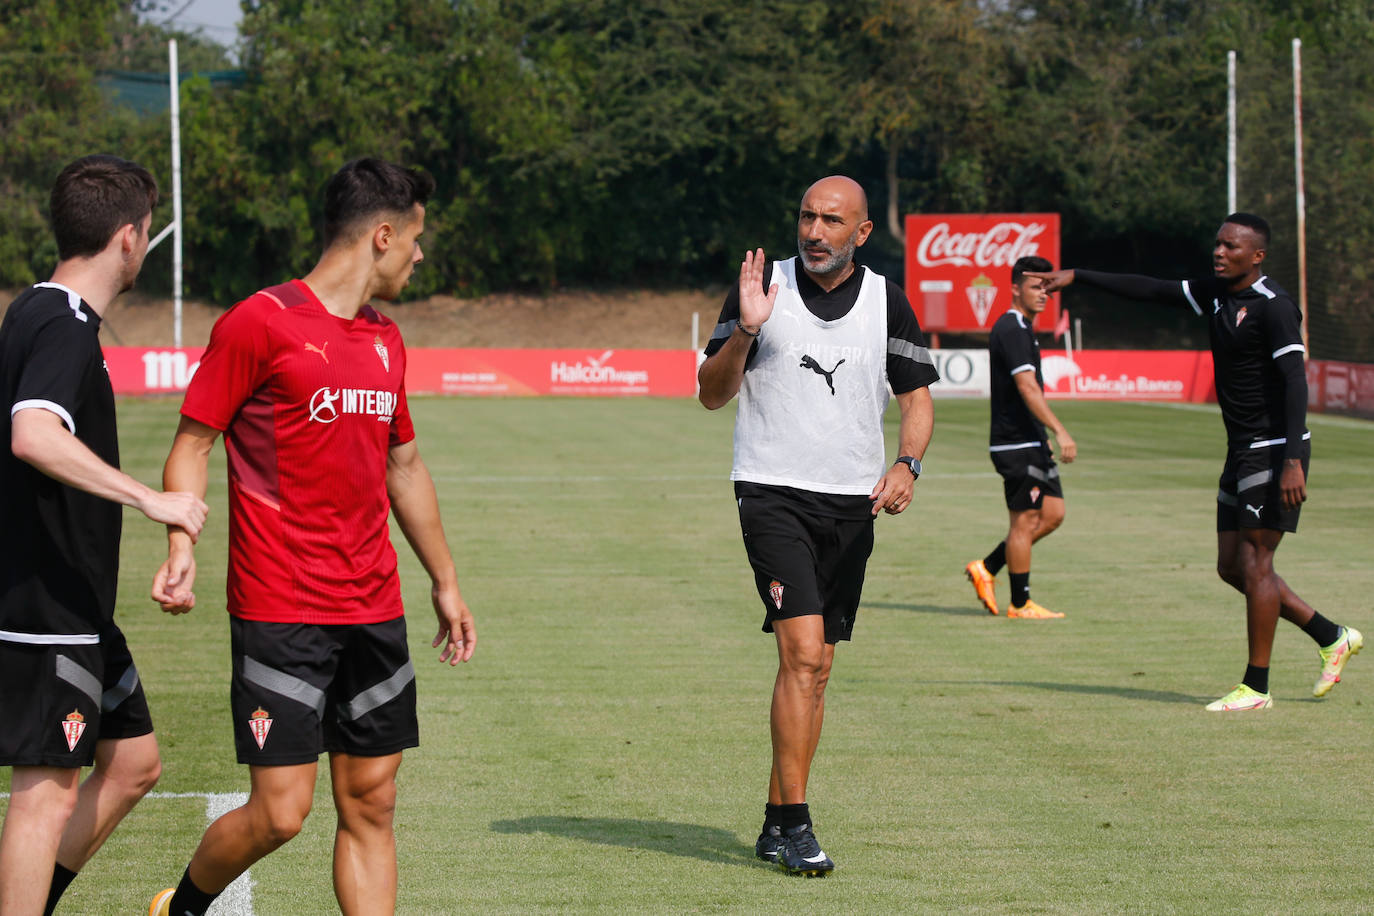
top-left (11, 408), bottom-right (208, 537)
top-left (1028, 269), bottom-right (1191, 308)
top-left (698, 248), bottom-right (778, 409)
top-left (387, 438), bottom-right (475, 665)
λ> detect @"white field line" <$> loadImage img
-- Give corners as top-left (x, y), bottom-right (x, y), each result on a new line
top-left (145, 792), bottom-right (255, 916)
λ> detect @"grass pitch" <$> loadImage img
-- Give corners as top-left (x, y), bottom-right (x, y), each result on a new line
top-left (5, 396), bottom-right (1374, 914)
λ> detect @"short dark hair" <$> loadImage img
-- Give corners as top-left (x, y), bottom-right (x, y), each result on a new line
top-left (322, 158), bottom-right (436, 248)
top-left (1011, 255), bottom-right (1053, 285)
top-left (49, 155), bottom-right (158, 260)
top-left (1223, 212), bottom-right (1270, 248)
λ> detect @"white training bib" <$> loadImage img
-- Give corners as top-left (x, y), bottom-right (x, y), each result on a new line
top-left (732, 258), bottom-right (890, 495)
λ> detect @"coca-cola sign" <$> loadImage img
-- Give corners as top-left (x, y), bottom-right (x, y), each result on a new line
top-left (905, 213), bottom-right (1061, 332)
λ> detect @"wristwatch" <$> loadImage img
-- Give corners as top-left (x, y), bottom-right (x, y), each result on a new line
top-left (896, 456), bottom-right (921, 479)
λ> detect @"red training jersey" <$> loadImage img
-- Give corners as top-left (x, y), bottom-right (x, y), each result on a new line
top-left (181, 280), bottom-right (415, 624)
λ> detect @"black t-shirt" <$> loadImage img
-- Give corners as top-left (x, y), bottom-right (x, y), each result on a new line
top-left (987, 309), bottom-right (1045, 446)
top-left (1075, 270), bottom-right (1308, 454)
top-left (1183, 275), bottom-right (1307, 450)
top-left (706, 258), bottom-right (939, 518)
top-left (0, 284), bottom-right (122, 639)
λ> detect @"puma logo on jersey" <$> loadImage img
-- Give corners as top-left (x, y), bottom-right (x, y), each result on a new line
top-left (1245, 503), bottom-right (1263, 519)
top-left (799, 355), bottom-right (845, 395)
top-left (305, 341), bottom-right (330, 364)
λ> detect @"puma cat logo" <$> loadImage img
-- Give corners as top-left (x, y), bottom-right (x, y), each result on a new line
top-left (799, 355), bottom-right (845, 396)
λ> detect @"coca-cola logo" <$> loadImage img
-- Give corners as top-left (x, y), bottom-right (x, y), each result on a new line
top-left (915, 221), bottom-right (1047, 269)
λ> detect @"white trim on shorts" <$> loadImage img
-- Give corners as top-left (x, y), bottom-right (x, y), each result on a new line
top-left (0, 628), bottom-right (99, 646)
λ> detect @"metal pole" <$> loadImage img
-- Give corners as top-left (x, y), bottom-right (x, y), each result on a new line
top-left (1227, 50), bottom-right (1237, 213)
top-left (169, 39), bottom-right (183, 349)
top-left (1293, 38), bottom-right (1308, 356)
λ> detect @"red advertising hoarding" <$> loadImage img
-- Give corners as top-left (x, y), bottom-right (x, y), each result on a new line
top-left (1038, 349), bottom-right (1216, 402)
top-left (103, 347), bottom-right (698, 398)
top-left (1307, 359), bottom-right (1374, 419)
top-left (904, 213), bottom-right (1061, 332)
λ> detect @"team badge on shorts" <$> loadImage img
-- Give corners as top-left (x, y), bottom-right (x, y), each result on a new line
top-left (373, 335), bottom-right (390, 372)
top-left (769, 580), bottom-right (785, 610)
top-left (1235, 306), bottom-right (1247, 327)
top-left (1030, 486), bottom-right (1041, 504)
top-left (61, 709), bottom-right (87, 752)
top-left (249, 707), bottom-right (274, 750)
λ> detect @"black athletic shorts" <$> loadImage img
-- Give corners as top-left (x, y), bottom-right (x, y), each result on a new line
top-left (1217, 437), bottom-right (1311, 533)
top-left (736, 490), bottom-right (875, 644)
top-left (0, 624), bottom-right (153, 768)
top-left (990, 443), bottom-right (1063, 511)
top-left (229, 616), bottom-right (418, 766)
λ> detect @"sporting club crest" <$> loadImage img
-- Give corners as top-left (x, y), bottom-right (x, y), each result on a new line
top-left (769, 580), bottom-right (785, 610)
top-left (61, 709), bottom-right (86, 752)
top-left (374, 335), bottom-right (390, 372)
top-left (1235, 306), bottom-right (1248, 327)
top-left (249, 707), bottom-right (273, 750)
top-left (1029, 486), bottom-right (1042, 505)
top-left (965, 274), bottom-right (998, 327)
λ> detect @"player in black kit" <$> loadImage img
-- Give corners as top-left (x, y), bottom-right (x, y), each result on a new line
top-left (1031, 213), bottom-right (1360, 711)
top-left (965, 256), bottom-right (1076, 619)
top-left (0, 155), bottom-right (207, 914)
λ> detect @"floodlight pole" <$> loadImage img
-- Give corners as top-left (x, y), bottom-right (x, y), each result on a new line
top-left (1292, 38), bottom-right (1308, 356)
top-left (1227, 50), bottom-right (1237, 213)
top-left (170, 39), bottom-right (184, 348)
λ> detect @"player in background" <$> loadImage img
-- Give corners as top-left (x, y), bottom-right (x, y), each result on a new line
top-left (964, 256), bottom-right (1075, 619)
top-left (1031, 213), bottom-right (1360, 711)
top-left (0, 155), bottom-right (208, 916)
top-left (699, 176), bottom-right (938, 876)
top-left (148, 158), bottom-right (476, 916)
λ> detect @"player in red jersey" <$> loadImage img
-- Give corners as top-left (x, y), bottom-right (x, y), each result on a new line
top-left (148, 158), bottom-right (475, 916)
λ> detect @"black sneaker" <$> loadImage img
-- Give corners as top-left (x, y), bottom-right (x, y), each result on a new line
top-left (776, 822), bottom-right (834, 876)
top-left (755, 824), bottom-right (783, 862)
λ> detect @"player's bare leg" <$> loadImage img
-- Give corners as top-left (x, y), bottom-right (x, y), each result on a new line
top-left (1237, 528), bottom-right (1286, 667)
top-left (1216, 531), bottom-right (1316, 626)
top-left (768, 640), bottom-right (835, 805)
top-left (1031, 497), bottom-right (1065, 543)
top-left (330, 751), bottom-right (402, 916)
top-left (1003, 506), bottom-right (1063, 617)
top-left (769, 615), bottom-right (832, 805)
top-left (1004, 508), bottom-right (1039, 577)
top-left (0, 766), bottom-right (79, 915)
top-left (186, 762), bottom-right (317, 894)
top-left (55, 733), bottom-right (160, 871)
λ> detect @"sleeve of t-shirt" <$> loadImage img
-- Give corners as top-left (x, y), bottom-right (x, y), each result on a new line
top-left (701, 256), bottom-right (768, 363)
top-left (180, 296), bottom-right (274, 431)
top-left (10, 315), bottom-right (97, 433)
top-left (885, 280), bottom-right (940, 394)
top-left (1074, 269), bottom-right (1203, 313)
top-left (388, 332), bottom-right (416, 448)
top-left (990, 317), bottom-right (1036, 376)
top-left (1263, 297), bottom-right (1309, 457)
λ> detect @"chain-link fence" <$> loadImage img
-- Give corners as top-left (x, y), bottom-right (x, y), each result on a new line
top-left (1236, 40), bottom-right (1374, 364)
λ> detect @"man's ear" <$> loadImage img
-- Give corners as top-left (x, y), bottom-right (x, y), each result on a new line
top-left (118, 222), bottom-right (139, 256)
top-left (372, 220), bottom-right (395, 253)
top-left (854, 218), bottom-right (874, 248)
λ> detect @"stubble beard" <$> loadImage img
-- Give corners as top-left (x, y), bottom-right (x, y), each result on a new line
top-left (797, 232), bottom-right (858, 278)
